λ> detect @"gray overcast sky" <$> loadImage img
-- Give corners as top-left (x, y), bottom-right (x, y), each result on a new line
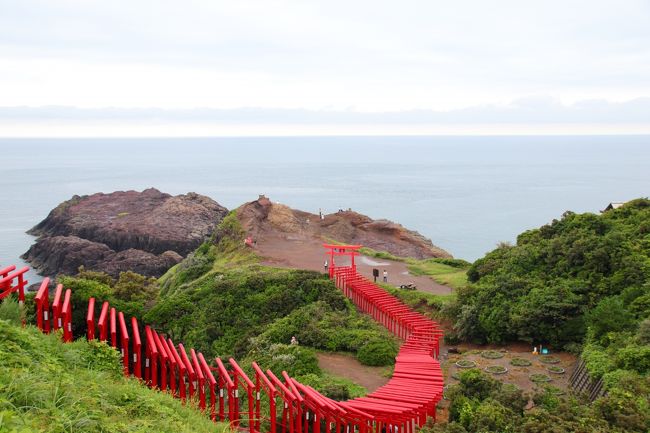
top-left (1, 0), bottom-right (649, 135)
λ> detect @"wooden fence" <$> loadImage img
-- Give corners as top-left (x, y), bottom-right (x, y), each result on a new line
top-left (568, 358), bottom-right (607, 401)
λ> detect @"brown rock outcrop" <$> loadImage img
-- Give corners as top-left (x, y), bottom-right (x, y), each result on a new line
top-left (23, 188), bottom-right (228, 277)
top-left (238, 195), bottom-right (451, 259)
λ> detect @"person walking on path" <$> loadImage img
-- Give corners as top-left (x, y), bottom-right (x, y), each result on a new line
top-left (324, 259), bottom-right (329, 273)
top-left (383, 269), bottom-right (388, 283)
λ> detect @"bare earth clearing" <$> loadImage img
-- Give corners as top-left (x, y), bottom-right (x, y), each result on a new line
top-left (317, 352), bottom-right (389, 393)
top-left (256, 232), bottom-right (452, 295)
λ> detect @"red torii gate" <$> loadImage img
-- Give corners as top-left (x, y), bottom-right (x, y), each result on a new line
top-left (323, 244), bottom-right (361, 278)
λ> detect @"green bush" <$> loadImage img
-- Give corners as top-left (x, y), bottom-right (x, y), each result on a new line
top-left (0, 297), bottom-right (22, 325)
top-left (458, 199), bottom-right (650, 348)
top-left (356, 339), bottom-right (398, 366)
top-left (244, 343), bottom-right (320, 377)
top-left (294, 373), bottom-right (366, 401)
top-left (256, 301), bottom-right (396, 364)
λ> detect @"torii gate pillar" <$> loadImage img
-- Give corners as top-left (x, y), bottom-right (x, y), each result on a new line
top-left (322, 244), bottom-right (362, 278)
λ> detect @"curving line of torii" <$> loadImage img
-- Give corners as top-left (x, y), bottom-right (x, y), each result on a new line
top-left (1, 245), bottom-right (443, 433)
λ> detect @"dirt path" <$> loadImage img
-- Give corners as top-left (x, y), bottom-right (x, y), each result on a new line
top-left (256, 232), bottom-right (452, 295)
top-left (317, 352), bottom-right (389, 393)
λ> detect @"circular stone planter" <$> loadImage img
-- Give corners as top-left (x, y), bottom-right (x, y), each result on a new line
top-left (481, 350), bottom-right (505, 359)
top-left (539, 355), bottom-right (561, 364)
top-left (451, 368), bottom-right (477, 380)
top-left (455, 360), bottom-right (477, 368)
top-left (485, 365), bottom-right (508, 375)
top-left (547, 366), bottom-right (566, 374)
top-left (510, 357), bottom-right (532, 367)
top-left (543, 386), bottom-right (566, 396)
top-left (530, 373), bottom-right (552, 383)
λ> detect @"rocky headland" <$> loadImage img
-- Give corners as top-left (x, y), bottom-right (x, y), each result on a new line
top-left (23, 188), bottom-right (228, 277)
top-left (238, 195), bottom-right (451, 259)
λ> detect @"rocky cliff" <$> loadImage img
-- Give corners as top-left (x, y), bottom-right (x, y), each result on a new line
top-left (23, 188), bottom-right (228, 277)
top-left (238, 195), bottom-right (451, 259)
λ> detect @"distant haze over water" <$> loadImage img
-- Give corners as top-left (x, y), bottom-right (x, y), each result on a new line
top-left (1, 135), bottom-right (648, 282)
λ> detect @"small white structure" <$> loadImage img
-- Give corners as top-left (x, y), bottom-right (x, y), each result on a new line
top-left (602, 202), bottom-right (626, 212)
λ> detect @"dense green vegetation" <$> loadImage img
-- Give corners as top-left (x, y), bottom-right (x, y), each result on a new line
top-left (451, 199), bottom-right (649, 349)
top-left (0, 317), bottom-right (229, 433)
top-left (435, 199), bottom-right (650, 432)
top-left (59, 268), bottom-right (158, 338)
top-left (425, 369), bottom-right (649, 433)
top-left (50, 211), bottom-right (397, 402)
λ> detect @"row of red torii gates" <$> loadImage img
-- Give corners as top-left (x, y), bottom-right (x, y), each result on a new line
top-left (1, 244), bottom-right (443, 432)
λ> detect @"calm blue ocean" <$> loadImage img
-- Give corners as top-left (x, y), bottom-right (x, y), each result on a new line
top-left (1, 135), bottom-right (648, 282)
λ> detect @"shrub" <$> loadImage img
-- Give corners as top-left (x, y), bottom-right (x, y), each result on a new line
top-left (615, 345), bottom-right (650, 374)
top-left (357, 339), bottom-right (398, 366)
top-left (245, 343), bottom-right (320, 377)
top-left (0, 297), bottom-right (22, 325)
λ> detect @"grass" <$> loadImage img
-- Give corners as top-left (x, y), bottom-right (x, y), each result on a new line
top-left (378, 282), bottom-right (456, 319)
top-left (0, 319), bottom-right (231, 433)
top-left (357, 246), bottom-right (469, 290)
top-left (405, 259), bottom-right (469, 290)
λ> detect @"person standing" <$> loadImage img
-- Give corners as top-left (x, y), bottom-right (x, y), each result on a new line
top-left (324, 259), bottom-right (329, 273)
top-left (383, 269), bottom-right (388, 283)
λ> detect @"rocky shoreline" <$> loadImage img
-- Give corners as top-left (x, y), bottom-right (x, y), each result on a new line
top-left (23, 189), bottom-right (451, 279)
top-left (23, 188), bottom-right (228, 277)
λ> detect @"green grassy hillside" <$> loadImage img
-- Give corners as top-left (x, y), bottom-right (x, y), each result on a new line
top-left (0, 317), bottom-right (229, 433)
top-left (53, 211), bottom-right (396, 401)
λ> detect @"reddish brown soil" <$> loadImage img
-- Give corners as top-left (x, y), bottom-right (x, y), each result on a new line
top-left (317, 352), bottom-right (389, 393)
top-left (256, 232), bottom-right (452, 295)
top-left (238, 196), bottom-right (450, 260)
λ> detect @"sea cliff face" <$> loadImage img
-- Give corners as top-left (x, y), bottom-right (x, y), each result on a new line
top-left (23, 188), bottom-right (228, 277)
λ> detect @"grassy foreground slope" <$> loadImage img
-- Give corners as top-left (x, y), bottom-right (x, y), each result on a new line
top-left (0, 318), bottom-right (229, 433)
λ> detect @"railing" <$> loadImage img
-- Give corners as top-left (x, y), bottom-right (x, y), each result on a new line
top-left (2, 262), bottom-right (443, 432)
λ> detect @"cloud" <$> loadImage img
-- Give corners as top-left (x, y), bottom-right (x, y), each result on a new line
top-left (1, 0), bottom-right (650, 112)
top-left (1, 97), bottom-right (649, 125)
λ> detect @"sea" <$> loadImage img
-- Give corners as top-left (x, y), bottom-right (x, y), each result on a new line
top-left (1, 135), bottom-right (648, 283)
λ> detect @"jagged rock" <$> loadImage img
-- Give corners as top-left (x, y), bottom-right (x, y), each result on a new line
top-left (23, 188), bottom-right (228, 277)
